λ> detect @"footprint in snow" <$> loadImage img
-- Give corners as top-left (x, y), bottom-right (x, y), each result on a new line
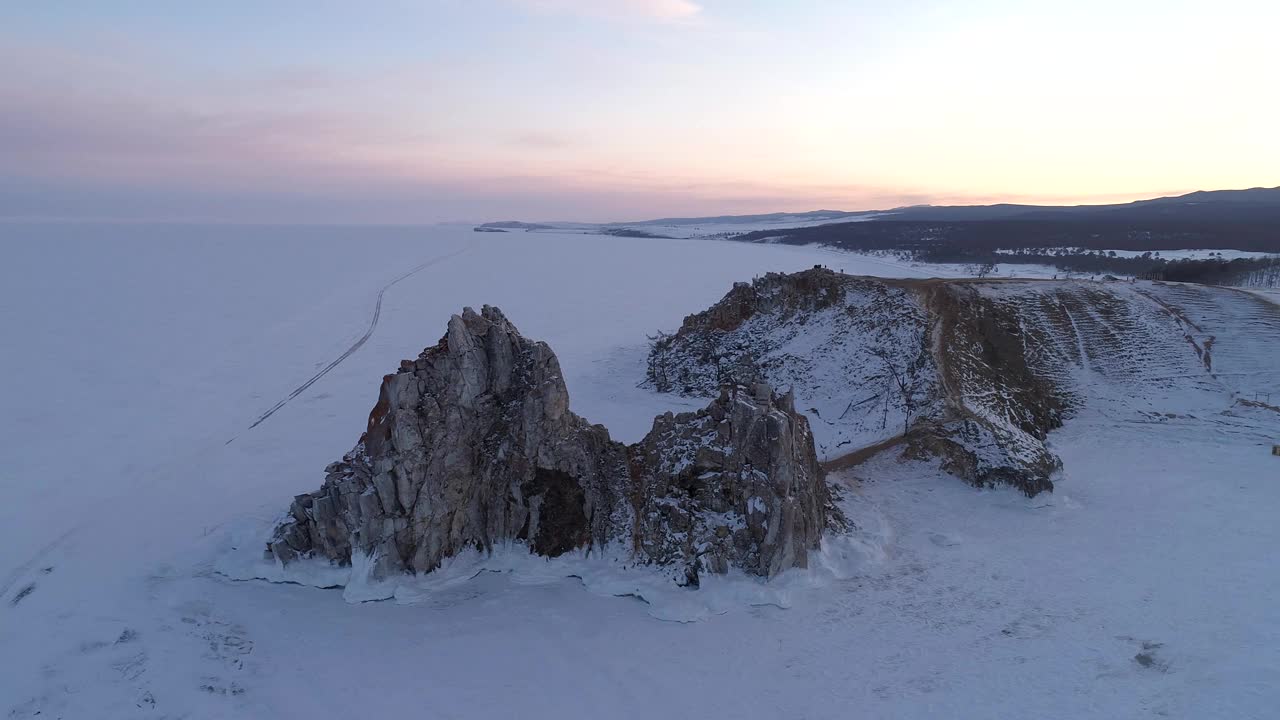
top-left (928, 532), bottom-right (961, 548)
top-left (1117, 636), bottom-right (1171, 673)
top-left (1133, 641), bottom-right (1170, 672)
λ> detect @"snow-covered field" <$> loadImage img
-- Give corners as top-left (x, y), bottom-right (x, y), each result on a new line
top-left (1101, 248), bottom-right (1277, 261)
top-left (927, 260), bottom-right (1066, 279)
top-left (788, 246), bottom-right (1070, 281)
top-left (996, 247), bottom-right (1279, 262)
top-left (3, 224), bottom-right (1279, 718)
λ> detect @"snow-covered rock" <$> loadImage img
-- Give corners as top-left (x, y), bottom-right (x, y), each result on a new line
top-left (268, 305), bottom-right (836, 586)
top-left (632, 383), bottom-right (838, 582)
top-left (644, 268), bottom-right (1073, 495)
top-left (268, 305), bottom-right (632, 578)
top-left (645, 268), bottom-right (941, 451)
top-left (646, 268), bottom-right (1280, 499)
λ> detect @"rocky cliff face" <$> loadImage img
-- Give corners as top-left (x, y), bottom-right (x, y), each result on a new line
top-left (268, 306), bottom-right (633, 579)
top-left (269, 306), bottom-right (835, 586)
top-left (906, 282), bottom-right (1066, 496)
top-left (632, 384), bottom-right (836, 582)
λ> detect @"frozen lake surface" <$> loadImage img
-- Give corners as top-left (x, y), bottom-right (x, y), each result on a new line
top-left (2, 224), bottom-right (1278, 719)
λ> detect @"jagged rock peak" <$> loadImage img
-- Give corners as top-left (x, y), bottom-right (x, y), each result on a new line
top-left (269, 304), bottom-right (633, 580)
top-left (267, 307), bottom-right (837, 587)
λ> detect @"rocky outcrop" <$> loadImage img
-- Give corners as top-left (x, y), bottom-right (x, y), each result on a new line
top-left (268, 306), bottom-right (835, 585)
top-left (910, 281), bottom-right (1066, 495)
top-left (647, 270), bottom-right (940, 454)
top-left (644, 268), bottom-right (1068, 496)
top-left (901, 419), bottom-right (1060, 497)
top-left (632, 383), bottom-right (836, 582)
top-left (646, 269), bottom-right (1280, 497)
top-left (269, 306), bottom-right (632, 579)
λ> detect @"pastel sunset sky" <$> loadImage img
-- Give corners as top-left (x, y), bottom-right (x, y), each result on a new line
top-left (3, 0), bottom-right (1276, 223)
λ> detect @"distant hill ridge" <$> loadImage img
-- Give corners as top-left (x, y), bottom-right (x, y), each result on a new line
top-left (872, 186), bottom-right (1280, 224)
top-left (484, 186), bottom-right (1280, 230)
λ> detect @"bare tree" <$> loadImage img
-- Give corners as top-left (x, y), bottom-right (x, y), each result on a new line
top-left (872, 348), bottom-right (912, 432)
top-left (964, 261), bottom-right (997, 278)
top-left (645, 331), bottom-right (674, 392)
top-left (870, 339), bottom-right (935, 435)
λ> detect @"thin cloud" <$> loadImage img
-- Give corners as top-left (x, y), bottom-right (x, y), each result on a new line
top-left (514, 0), bottom-right (702, 22)
top-left (505, 131), bottom-right (579, 150)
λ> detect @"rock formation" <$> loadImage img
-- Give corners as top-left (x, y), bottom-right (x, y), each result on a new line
top-left (645, 268), bottom-right (1067, 496)
top-left (645, 268), bottom-right (1280, 498)
top-left (632, 383), bottom-right (836, 582)
top-left (268, 305), bottom-right (835, 585)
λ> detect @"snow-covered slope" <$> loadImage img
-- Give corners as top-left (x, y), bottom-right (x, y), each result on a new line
top-left (649, 274), bottom-right (938, 455)
top-left (3, 226), bottom-right (1279, 719)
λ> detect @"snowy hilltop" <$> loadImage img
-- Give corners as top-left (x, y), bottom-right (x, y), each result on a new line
top-left (645, 267), bottom-right (1280, 495)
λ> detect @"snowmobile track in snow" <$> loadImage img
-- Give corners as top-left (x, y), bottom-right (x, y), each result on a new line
top-left (242, 248), bottom-right (468, 434)
top-left (2, 249), bottom-right (466, 599)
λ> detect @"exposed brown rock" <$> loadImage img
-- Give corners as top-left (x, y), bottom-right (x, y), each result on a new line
top-left (269, 306), bottom-right (632, 579)
top-left (631, 383), bottom-right (836, 581)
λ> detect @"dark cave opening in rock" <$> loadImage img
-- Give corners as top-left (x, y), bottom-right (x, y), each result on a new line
top-left (521, 468), bottom-right (591, 557)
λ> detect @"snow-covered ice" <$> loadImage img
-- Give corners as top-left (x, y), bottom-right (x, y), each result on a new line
top-left (3, 224), bottom-right (1279, 718)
